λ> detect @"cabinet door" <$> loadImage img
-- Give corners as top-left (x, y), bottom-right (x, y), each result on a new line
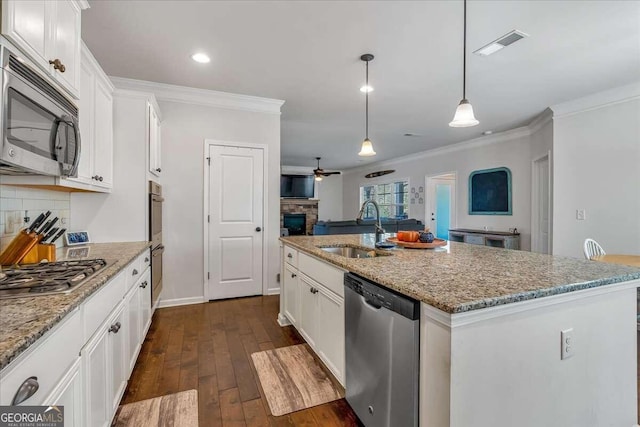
top-left (45, 359), bottom-right (83, 427)
top-left (148, 103), bottom-right (161, 176)
top-left (73, 59), bottom-right (95, 184)
top-left (283, 265), bottom-right (300, 326)
top-left (316, 287), bottom-right (345, 383)
top-left (299, 276), bottom-right (318, 349)
top-left (125, 285), bottom-right (141, 375)
top-left (82, 327), bottom-right (109, 427)
top-left (51, 0), bottom-right (81, 96)
top-left (107, 304), bottom-right (127, 415)
top-left (139, 272), bottom-right (152, 337)
top-left (2, 0), bottom-right (51, 70)
top-left (92, 76), bottom-right (114, 188)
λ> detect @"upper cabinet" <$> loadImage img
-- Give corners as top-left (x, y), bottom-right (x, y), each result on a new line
top-left (1, 0), bottom-right (87, 98)
top-left (148, 101), bottom-right (162, 177)
top-left (65, 43), bottom-right (114, 191)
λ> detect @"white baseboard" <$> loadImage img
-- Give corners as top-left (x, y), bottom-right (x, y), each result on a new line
top-left (157, 296), bottom-right (205, 308)
top-left (266, 287), bottom-right (281, 296)
top-left (277, 313), bottom-right (291, 327)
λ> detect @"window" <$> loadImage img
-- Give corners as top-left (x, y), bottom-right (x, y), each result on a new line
top-left (359, 180), bottom-right (409, 220)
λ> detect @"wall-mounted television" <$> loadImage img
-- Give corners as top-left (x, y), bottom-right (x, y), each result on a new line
top-left (281, 174), bottom-right (314, 198)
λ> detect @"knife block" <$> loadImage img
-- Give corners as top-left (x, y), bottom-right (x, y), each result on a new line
top-left (20, 243), bottom-right (57, 265)
top-left (0, 232), bottom-right (39, 266)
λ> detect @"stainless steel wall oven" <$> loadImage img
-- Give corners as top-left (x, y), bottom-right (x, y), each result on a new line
top-left (149, 181), bottom-right (164, 307)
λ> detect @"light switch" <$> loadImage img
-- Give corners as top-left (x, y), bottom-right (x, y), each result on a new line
top-left (576, 209), bottom-right (586, 220)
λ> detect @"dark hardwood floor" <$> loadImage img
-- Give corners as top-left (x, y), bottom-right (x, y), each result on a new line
top-left (121, 295), bottom-right (362, 426)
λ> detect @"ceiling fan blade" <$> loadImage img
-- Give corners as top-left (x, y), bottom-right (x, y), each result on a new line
top-left (322, 171), bottom-right (341, 176)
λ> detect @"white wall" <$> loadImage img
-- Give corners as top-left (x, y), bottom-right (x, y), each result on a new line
top-left (552, 96), bottom-right (640, 258)
top-left (159, 101), bottom-right (281, 302)
top-left (316, 174), bottom-right (343, 221)
top-left (342, 128), bottom-right (538, 250)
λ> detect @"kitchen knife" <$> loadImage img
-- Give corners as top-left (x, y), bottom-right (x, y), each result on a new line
top-left (27, 212), bottom-right (48, 233)
top-left (38, 217), bottom-right (58, 236)
top-left (42, 227), bottom-right (59, 244)
top-left (36, 220), bottom-right (52, 235)
top-left (48, 228), bottom-right (66, 244)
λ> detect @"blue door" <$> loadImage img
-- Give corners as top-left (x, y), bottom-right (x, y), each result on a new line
top-left (435, 184), bottom-right (451, 240)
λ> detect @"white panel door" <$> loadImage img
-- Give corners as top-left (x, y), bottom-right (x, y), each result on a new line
top-left (208, 145), bottom-right (264, 299)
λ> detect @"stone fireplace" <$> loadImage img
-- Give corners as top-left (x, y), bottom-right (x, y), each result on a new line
top-left (280, 199), bottom-right (318, 235)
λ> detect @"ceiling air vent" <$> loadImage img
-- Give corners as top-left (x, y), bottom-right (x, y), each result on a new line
top-left (474, 30), bottom-right (528, 56)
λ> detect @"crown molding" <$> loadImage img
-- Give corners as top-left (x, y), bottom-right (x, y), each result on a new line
top-left (343, 126), bottom-right (531, 176)
top-left (109, 76), bottom-right (285, 115)
top-left (551, 81), bottom-right (640, 119)
top-left (527, 108), bottom-right (553, 134)
top-left (76, 0), bottom-right (90, 10)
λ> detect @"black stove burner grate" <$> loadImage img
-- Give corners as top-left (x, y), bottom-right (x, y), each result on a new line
top-left (0, 259), bottom-right (107, 298)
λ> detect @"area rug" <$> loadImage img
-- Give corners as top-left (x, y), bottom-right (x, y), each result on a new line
top-left (251, 344), bottom-right (344, 416)
top-left (113, 389), bottom-right (198, 427)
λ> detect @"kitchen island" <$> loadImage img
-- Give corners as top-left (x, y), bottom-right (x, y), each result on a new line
top-left (280, 234), bottom-right (640, 427)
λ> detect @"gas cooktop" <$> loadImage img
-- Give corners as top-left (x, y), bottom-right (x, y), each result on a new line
top-left (0, 259), bottom-right (107, 299)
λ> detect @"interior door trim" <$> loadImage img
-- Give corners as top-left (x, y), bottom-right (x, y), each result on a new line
top-left (202, 139), bottom-right (269, 301)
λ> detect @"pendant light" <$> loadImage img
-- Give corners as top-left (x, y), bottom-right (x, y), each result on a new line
top-left (449, 0), bottom-right (479, 127)
top-left (358, 54), bottom-right (377, 156)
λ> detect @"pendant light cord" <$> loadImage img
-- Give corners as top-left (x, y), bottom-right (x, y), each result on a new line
top-left (365, 59), bottom-right (369, 139)
top-left (463, 0), bottom-right (467, 100)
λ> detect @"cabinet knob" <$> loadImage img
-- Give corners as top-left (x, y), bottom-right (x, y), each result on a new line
top-left (92, 175), bottom-right (98, 180)
top-left (99, 176), bottom-right (103, 182)
top-left (291, 273), bottom-right (296, 278)
top-left (287, 253), bottom-right (293, 259)
top-left (155, 168), bottom-right (161, 173)
top-left (132, 269), bottom-right (139, 276)
top-left (144, 257), bottom-right (150, 263)
top-left (12, 376), bottom-right (39, 405)
top-left (108, 322), bottom-right (122, 333)
top-left (140, 281), bottom-right (148, 289)
top-left (49, 58), bottom-right (65, 72)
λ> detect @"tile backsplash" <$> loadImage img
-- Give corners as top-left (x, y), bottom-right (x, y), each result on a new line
top-left (0, 185), bottom-right (70, 251)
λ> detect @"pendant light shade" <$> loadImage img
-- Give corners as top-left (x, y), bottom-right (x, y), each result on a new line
top-left (449, 0), bottom-right (479, 128)
top-left (358, 138), bottom-right (376, 156)
top-left (358, 54), bottom-right (377, 157)
top-left (449, 99), bottom-right (479, 127)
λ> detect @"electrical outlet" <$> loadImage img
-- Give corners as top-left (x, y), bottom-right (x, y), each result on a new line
top-left (576, 209), bottom-right (586, 220)
top-left (561, 328), bottom-right (574, 360)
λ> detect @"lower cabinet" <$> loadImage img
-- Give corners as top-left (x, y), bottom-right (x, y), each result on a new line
top-left (108, 304), bottom-right (127, 414)
top-left (125, 283), bottom-right (141, 374)
top-left (284, 250), bottom-right (346, 385)
top-left (82, 320), bottom-right (110, 427)
top-left (43, 359), bottom-right (83, 427)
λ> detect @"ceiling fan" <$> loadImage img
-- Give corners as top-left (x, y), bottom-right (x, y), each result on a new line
top-left (313, 157), bottom-right (341, 181)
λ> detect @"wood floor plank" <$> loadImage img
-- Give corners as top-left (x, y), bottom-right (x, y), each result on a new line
top-left (242, 398), bottom-right (270, 427)
top-left (199, 374), bottom-right (222, 427)
top-left (198, 339), bottom-right (217, 378)
top-left (227, 330), bottom-right (261, 402)
top-left (156, 358), bottom-right (181, 396)
top-left (220, 388), bottom-right (247, 427)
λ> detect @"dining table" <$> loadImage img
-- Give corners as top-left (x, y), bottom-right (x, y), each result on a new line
top-left (592, 254), bottom-right (640, 268)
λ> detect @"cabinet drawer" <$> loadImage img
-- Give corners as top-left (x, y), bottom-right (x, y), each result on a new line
top-left (125, 254), bottom-right (144, 291)
top-left (0, 308), bottom-right (82, 405)
top-left (284, 245), bottom-right (298, 268)
top-left (140, 248), bottom-right (151, 272)
top-left (464, 235), bottom-right (485, 245)
top-left (298, 252), bottom-right (345, 297)
top-left (83, 270), bottom-right (126, 341)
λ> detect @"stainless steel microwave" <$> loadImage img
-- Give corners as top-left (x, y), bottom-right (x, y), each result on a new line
top-left (0, 45), bottom-right (80, 176)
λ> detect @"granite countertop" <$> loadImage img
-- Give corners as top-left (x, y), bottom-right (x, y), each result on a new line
top-left (281, 234), bottom-right (640, 314)
top-left (0, 241), bottom-right (151, 370)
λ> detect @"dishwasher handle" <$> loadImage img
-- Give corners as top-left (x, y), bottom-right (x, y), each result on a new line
top-left (363, 296), bottom-right (382, 310)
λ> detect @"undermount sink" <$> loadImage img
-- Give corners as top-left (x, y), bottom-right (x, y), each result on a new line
top-left (319, 246), bottom-right (392, 259)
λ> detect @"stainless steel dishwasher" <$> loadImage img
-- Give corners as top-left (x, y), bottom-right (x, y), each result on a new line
top-left (344, 273), bottom-right (420, 427)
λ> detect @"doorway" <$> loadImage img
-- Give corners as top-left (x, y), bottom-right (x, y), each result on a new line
top-left (532, 152), bottom-right (551, 254)
top-left (426, 173), bottom-right (457, 240)
top-left (204, 142), bottom-right (267, 300)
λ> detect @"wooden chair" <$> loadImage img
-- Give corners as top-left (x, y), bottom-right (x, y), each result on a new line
top-left (583, 238), bottom-right (606, 260)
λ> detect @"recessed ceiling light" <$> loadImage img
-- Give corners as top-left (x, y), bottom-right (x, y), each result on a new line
top-left (474, 30), bottom-right (528, 57)
top-left (403, 133), bottom-right (423, 137)
top-left (191, 53), bottom-right (211, 63)
top-left (483, 130), bottom-right (493, 135)
top-left (360, 85), bottom-right (374, 93)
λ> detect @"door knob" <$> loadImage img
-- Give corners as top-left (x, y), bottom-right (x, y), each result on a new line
top-left (255, 227), bottom-right (262, 232)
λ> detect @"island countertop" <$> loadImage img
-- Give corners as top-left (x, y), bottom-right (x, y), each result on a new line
top-left (0, 241), bottom-right (151, 370)
top-left (280, 234), bottom-right (640, 314)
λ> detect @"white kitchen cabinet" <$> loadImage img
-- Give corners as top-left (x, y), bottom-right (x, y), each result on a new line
top-left (82, 321), bottom-right (110, 427)
top-left (283, 264), bottom-right (300, 326)
top-left (44, 359), bottom-right (83, 427)
top-left (139, 271), bottom-right (152, 337)
top-left (107, 304), bottom-right (127, 414)
top-left (299, 275), bottom-right (319, 349)
top-left (125, 284), bottom-right (141, 375)
top-left (1, 0), bottom-right (86, 98)
top-left (148, 102), bottom-right (162, 176)
top-left (316, 286), bottom-right (345, 381)
top-left (63, 43), bottom-right (114, 191)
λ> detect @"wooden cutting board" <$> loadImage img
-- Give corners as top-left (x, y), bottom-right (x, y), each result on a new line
top-left (386, 237), bottom-right (447, 249)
